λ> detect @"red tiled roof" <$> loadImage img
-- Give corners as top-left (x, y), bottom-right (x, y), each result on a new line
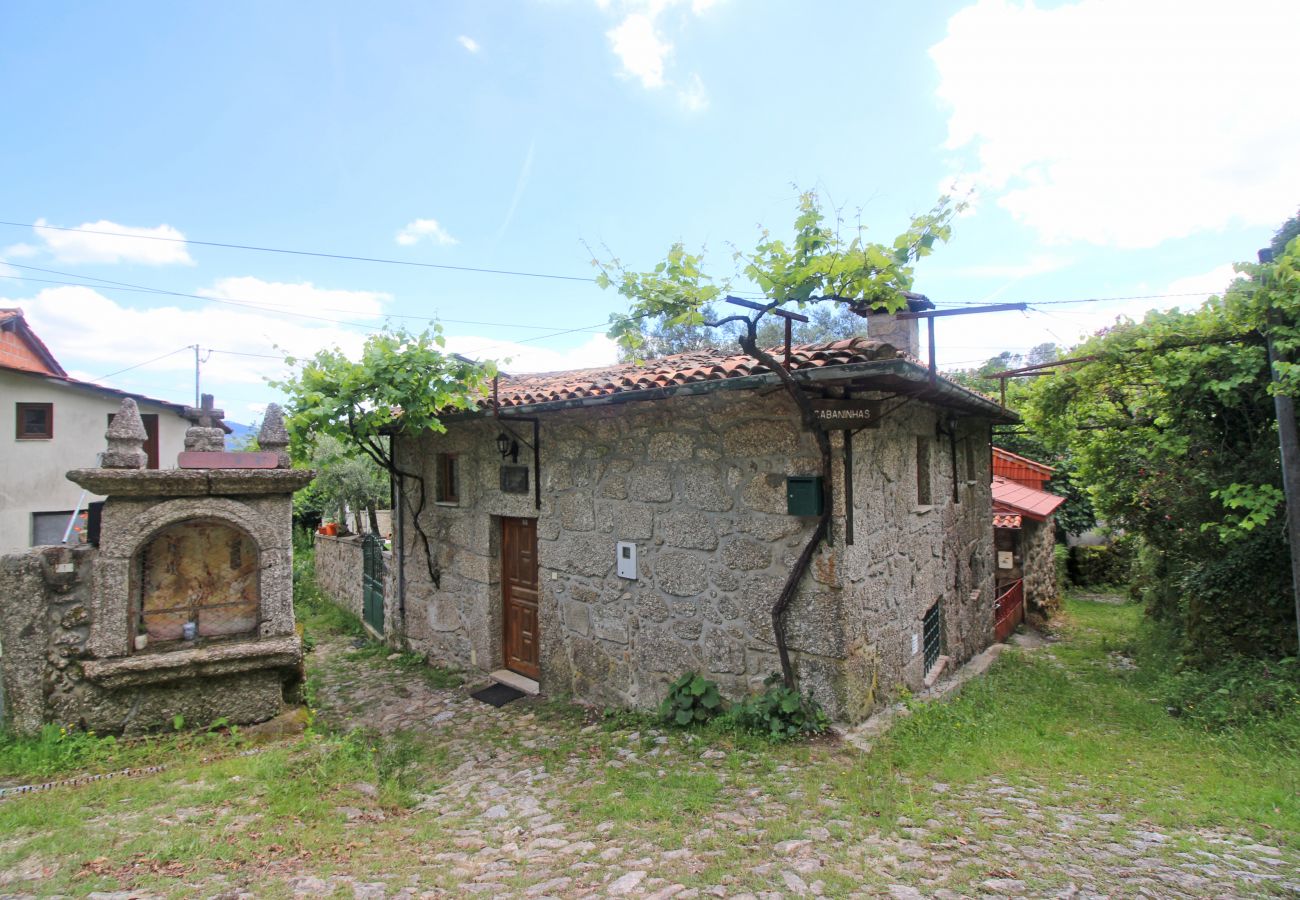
top-left (0, 307), bottom-right (66, 376)
top-left (992, 475), bottom-right (1065, 522)
top-left (487, 338), bottom-right (909, 409)
top-left (993, 512), bottom-right (1023, 529)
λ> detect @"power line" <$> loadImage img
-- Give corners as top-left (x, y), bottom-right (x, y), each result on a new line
top-left (0, 271), bottom-right (608, 334)
top-left (93, 346), bottom-right (192, 381)
top-left (1, 222), bottom-right (1232, 309)
top-left (1, 263), bottom-right (614, 344)
top-left (0, 219), bottom-right (597, 283)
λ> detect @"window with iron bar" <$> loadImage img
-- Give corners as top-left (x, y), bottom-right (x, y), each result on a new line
top-left (923, 600), bottom-right (944, 674)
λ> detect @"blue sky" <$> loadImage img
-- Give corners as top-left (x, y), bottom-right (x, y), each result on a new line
top-left (2, 0), bottom-right (1298, 421)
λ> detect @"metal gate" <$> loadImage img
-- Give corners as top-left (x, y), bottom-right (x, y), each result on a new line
top-left (362, 533), bottom-right (385, 634)
top-left (994, 578), bottom-right (1024, 643)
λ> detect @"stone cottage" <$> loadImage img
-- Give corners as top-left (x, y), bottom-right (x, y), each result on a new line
top-left (356, 317), bottom-right (1015, 723)
top-left (992, 447), bottom-right (1065, 632)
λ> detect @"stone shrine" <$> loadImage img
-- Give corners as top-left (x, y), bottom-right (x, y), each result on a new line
top-left (0, 399), bottom-right (313, 735)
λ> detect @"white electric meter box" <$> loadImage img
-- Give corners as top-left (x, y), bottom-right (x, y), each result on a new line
top-left (997, 551), bottom-right (1014, 570)
top-left (616, 541), bottom-right (637, 579)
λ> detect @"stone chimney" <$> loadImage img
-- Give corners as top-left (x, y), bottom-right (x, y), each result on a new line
top-left (865, 291), bottom-right (934, 359)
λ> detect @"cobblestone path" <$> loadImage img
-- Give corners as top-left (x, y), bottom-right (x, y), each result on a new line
top-left (296, 638), bottom-right (1300, 900)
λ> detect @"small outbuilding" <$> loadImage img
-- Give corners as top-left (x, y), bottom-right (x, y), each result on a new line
top-left (991, 447), bottom-right (1065, 637)
top-left (368, 318), bottom-right (1017, 723)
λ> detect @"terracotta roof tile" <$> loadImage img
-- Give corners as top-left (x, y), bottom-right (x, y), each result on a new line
top-left (993, 512), bottom-right (1023, 529)
top-left (486, 338), bottom-right (903, 409)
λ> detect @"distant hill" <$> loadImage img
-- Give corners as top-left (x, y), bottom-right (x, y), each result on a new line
top-left (225, 421), bottom-right (255, 449)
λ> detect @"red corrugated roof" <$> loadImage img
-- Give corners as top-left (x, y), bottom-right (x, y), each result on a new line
top-left (992, 446), bottom-right (1055, 489)
top-left (486, 337), bottom-right (1002, 411)
top-left (992, 475), bottom-right (1065, 521)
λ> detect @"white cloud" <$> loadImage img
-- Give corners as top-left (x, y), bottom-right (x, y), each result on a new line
top-left (447, 332), bottom-right (619, 373)
top-left (602, 0), bottom-right (716, 98)
top-left (198, 276), bottom-right (390, 319)
top-left (931, 0), bottom-right (1300, 248)
top-left (607, 13), bottom-right (672, 89)
top-left (678, 73), bottom-right (708, 112)
top-left (0, 278), bottom-right (397, 409)
top-left (30, 218), bottom-right (194, 265)
top-left (1159, 263), bottom-right (1241, 307)
top-left (395, 218), bottom-right (459, 247)
top-left (955, 255), bottom-right (1070, 280)
top-left (457, 35), bottom-right (480, 53)
top-left (2, 242), bottom-right (39, 259)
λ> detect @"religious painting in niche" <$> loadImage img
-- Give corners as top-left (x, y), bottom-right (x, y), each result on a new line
top-left (137, 519), bottom-right (259, 644)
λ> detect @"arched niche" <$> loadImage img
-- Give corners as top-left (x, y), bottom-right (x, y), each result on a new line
top-left (135, 518), bottom-right (260, 645)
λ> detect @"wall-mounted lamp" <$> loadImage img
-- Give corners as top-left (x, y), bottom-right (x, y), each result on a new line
top-left (495, 431), bottom-right (519, 463)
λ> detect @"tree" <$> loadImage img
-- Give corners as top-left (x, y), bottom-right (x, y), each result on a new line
top-left (596, 191), bottom-right (960, 687)
top-left (617, 303), bottom-right (725, 361)
top-left (274, 325), bottom-right (495, 592)
top-left (308, 434), bottom-right (390, 534)
top-left (943, 343), bottom-right (1095, 535)
top-left (1020, 240), bottom-right (1300, 664)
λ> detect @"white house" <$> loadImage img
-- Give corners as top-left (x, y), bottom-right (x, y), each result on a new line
top-left (1, 309), bottom-right (190, 553)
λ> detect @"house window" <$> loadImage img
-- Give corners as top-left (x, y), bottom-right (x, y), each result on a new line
top-left (107, 412), bottom-right (160, 469)
top-left (16, 402), bottom-right (53, 440)
top-left (923, 600), bottom-right (943, 674)
top-left (436, 453), bottom-right (459, 504)
top-left (916, 436), bottom-right (932, 505)
top-left (32, 510), bottom-right (83, 546)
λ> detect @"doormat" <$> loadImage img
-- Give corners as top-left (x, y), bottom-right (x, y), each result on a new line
top-left (470, 683), bottom-right (527, 707)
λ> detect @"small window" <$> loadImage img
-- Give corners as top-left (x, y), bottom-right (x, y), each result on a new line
top-left (16, 402), bottom-right (53, 440)
top-left (915, 436), bottom-right (932, 505)
top-left (437, 453), bottom-right (459, 504)
top-left (32, 509), bottom-right (84, 546)
top-left (923, 600), bottom-right (943, 673)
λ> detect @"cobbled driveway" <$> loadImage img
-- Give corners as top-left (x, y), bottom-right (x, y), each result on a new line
top-left (294, 639), bottom-right (1300, 900)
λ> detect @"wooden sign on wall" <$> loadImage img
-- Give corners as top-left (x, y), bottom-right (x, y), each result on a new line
top-left (809, 399), bottom-right (882, 429)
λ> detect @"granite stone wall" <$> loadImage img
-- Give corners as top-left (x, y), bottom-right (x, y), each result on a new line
top-left (314, 534), bottom-right (366, 622)
top-left (389, 388), bottom-right (996, 722)
top-left (1022, 518), bottom-right (1060, 618)
top-left (839, 413), bottom-right (996, 719)
top-left (0, 543), bottom-right (297, 736)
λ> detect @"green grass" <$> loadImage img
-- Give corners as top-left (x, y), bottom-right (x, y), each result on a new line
top-left (2, 592), bottom-right (1297, 897)
top-left (855, 595), bottom-right (1300, 842)
top-left (0, 723), bottom-right (248, 782)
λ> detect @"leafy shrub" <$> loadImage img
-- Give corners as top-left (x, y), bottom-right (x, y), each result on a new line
top-left (1067, 540), bottom-right (1133, 587)
top-left (1054, 543), bottom-right (1070, 594)
top-left (1161, 656), bottom-right (1300, 732)
top-left (659, 673), bottom-right (725, 726)
top-left (727, 674), bottom-right (829, 742)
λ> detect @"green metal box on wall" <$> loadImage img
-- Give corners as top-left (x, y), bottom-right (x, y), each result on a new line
top-left (786, 475), bottom-right (824, 516)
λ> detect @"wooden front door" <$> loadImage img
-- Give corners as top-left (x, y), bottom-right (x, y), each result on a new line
top-left (501, 517), bottom-right (540, 679)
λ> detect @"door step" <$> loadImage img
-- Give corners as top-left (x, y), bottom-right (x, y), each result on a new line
top-left (489, 669), bottom-right (539, 696)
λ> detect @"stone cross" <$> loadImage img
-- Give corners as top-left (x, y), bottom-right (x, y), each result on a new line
top-left (102, 398), bottom-right (148, 469)
top-left (258, 403), bottom-right (292, 468)
top-left (183, 394), bottom-right (226, 430)
top-left (183, 393), bottom-right (228, 453)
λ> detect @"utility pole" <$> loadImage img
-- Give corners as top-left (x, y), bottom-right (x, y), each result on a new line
top-left (1259, 247), bottom-right (1300, 655)
top-left (193, 344), bottom-right (201, 407)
